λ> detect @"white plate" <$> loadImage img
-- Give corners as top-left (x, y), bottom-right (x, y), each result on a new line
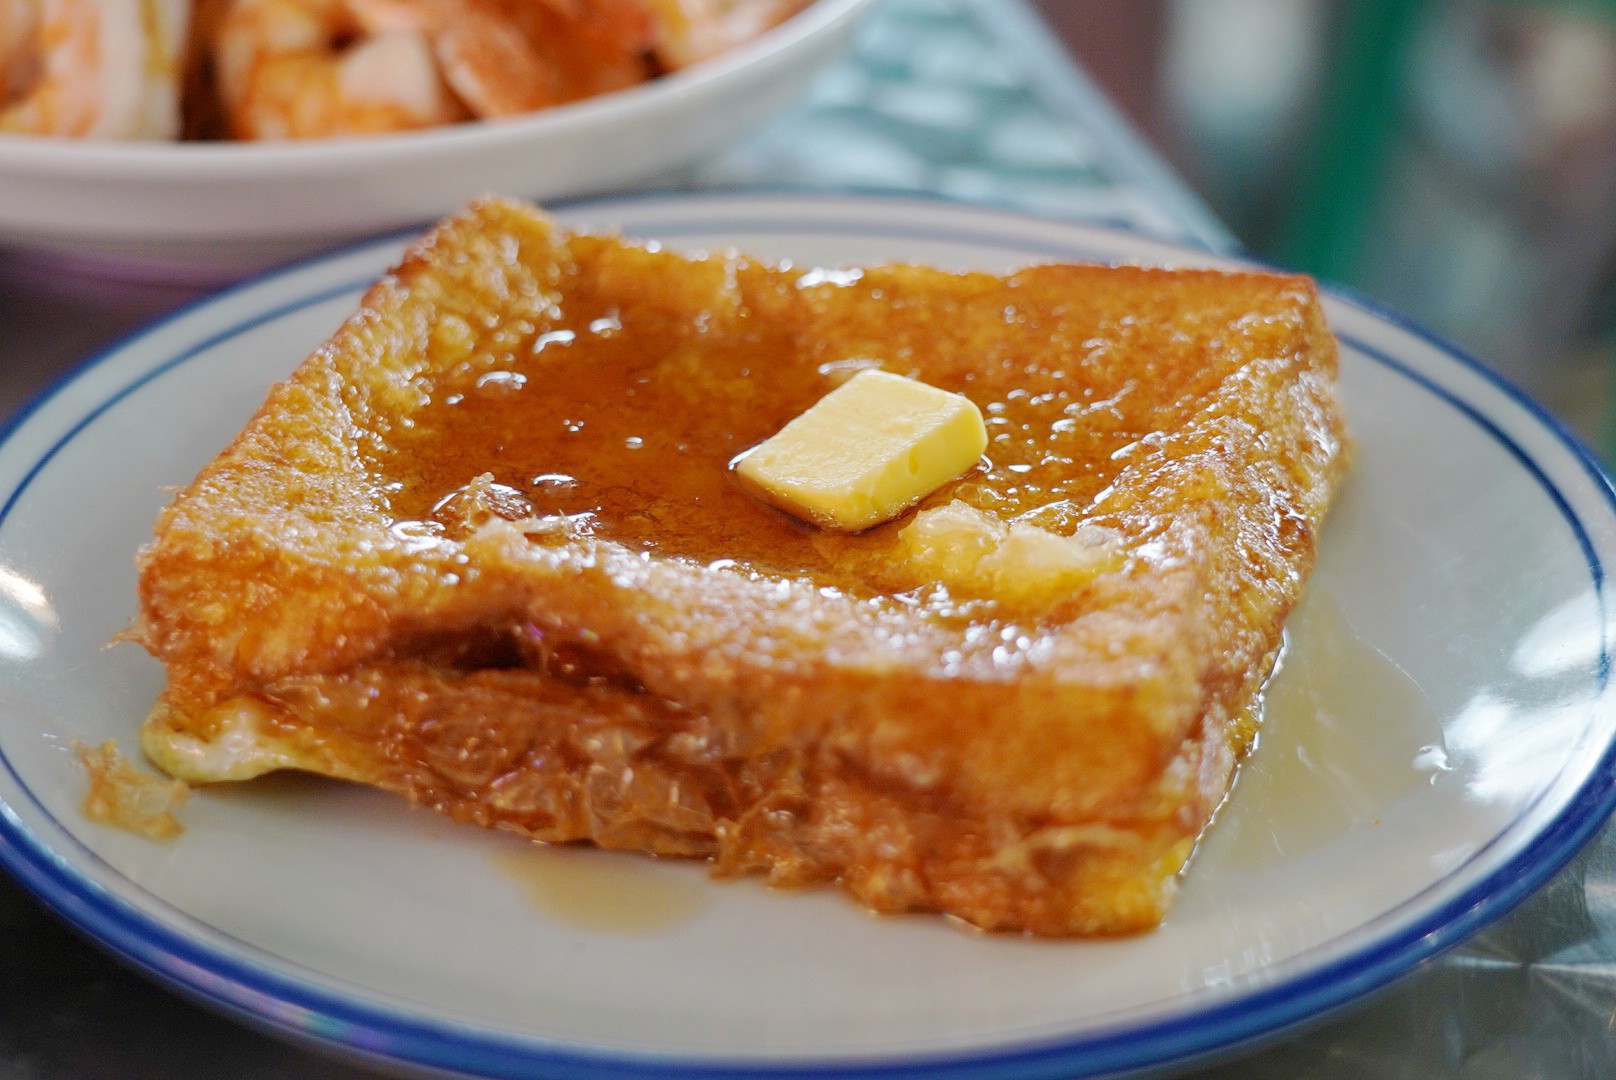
top-left (0, 0), bottom-right (870, 279)
top-left (1, 193), bottom-right (1614, 1079)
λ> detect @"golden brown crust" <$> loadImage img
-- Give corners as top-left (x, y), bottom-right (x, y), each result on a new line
top-left (135, 196), bottom-right (1347, 935)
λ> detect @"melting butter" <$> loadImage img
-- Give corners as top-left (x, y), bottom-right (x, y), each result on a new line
top-left (733, 369), bottom-right (987, 531)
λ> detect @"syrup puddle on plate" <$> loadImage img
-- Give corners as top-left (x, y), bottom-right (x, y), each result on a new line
top-left (1210, 590), bottom-right (1446, 869)
top-left (493, 843), bottom-right (713, 933)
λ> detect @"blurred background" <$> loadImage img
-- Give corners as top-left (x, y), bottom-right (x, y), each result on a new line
top-left (1035, 0), bottom-right (1616, 457)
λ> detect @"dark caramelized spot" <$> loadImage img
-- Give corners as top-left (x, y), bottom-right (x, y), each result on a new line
top-left (398, 622), bottom-right (649, 692)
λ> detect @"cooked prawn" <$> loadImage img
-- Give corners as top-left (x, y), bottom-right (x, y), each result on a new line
top-left (213, 0), bottom-right (469, 139)
top-left (0, 1), bottom-right (42, 107)
top-left (349, 0), bottom-right (652, 118)
top-left (645, 0), bottom-right (810, 71)
top-left (451, 0), bottom-right (653, 111)
top-left (0, 0), bottom-right (189, 138)
top-left (213, 0), bottom-right (660, 138)
top-left (0, 0), bottom-right (814, 142)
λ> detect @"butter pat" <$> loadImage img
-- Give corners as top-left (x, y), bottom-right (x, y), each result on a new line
top-left (735, 369), bottom-right (988, 531)
top-left (900, 500), bottom-right (1122, 602)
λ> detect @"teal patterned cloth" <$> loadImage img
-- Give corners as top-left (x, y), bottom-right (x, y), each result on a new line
top-left (674, 0), bottom-right (1232, 250)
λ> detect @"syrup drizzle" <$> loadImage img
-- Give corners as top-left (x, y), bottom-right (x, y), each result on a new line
top-left (492, 844), bottom-right (713, 933)
top-left (1211, 590), bottom-right (1444, 870)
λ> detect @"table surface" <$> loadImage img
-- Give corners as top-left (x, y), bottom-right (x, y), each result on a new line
top-left (2, 1), bottom-right (1615, 1077)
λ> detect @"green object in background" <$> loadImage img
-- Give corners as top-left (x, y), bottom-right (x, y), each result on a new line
top-left (1490, 0), bottom-right (1616, 20)
top-left (1275, 0), bottom-right (1429, 284)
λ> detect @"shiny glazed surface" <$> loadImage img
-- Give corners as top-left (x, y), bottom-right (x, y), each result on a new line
top-left (375, 235), bottom-right (1327, 583)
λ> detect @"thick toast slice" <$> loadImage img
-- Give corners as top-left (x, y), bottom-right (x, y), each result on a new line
top-left (135, 197), bottom-right (1347, 935)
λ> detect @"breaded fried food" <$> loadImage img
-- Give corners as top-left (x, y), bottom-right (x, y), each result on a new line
top-left (134, 196), bottom-right (1347, 936)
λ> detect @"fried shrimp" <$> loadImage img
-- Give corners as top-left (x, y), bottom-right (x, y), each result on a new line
top-left (349, 0), bottom-right (652, 119)
top-left (213, 0), bottom-right (469, 139)
top-left (0, 0), bottom-right (189, 138)
top-left (0, 1), bottom-right (42, 106)
top-left (441, 0), bottom-right (652, 115)
top-left (0, 0), bottom-right (818, 141)
top-left (213, 0), bottom-right (658, 138)
top-left (645, 0), bottom-right (810, 70)
top-left (344, 0), bottom-right (554, 118)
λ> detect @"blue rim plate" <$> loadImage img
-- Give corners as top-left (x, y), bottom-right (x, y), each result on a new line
top-left (0, 193), bottom-right (1613, 1079)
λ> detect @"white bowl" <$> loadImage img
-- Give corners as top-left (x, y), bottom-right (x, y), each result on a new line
top-left (0, 0), bottom-right (873, 280)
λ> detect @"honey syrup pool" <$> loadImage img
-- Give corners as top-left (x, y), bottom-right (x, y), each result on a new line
top-left (1207, 587), bottom-right (1445, 872)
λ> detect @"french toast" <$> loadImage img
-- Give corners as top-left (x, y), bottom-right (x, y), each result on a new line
top-left (134, 196), bottom-right (1347, 936)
